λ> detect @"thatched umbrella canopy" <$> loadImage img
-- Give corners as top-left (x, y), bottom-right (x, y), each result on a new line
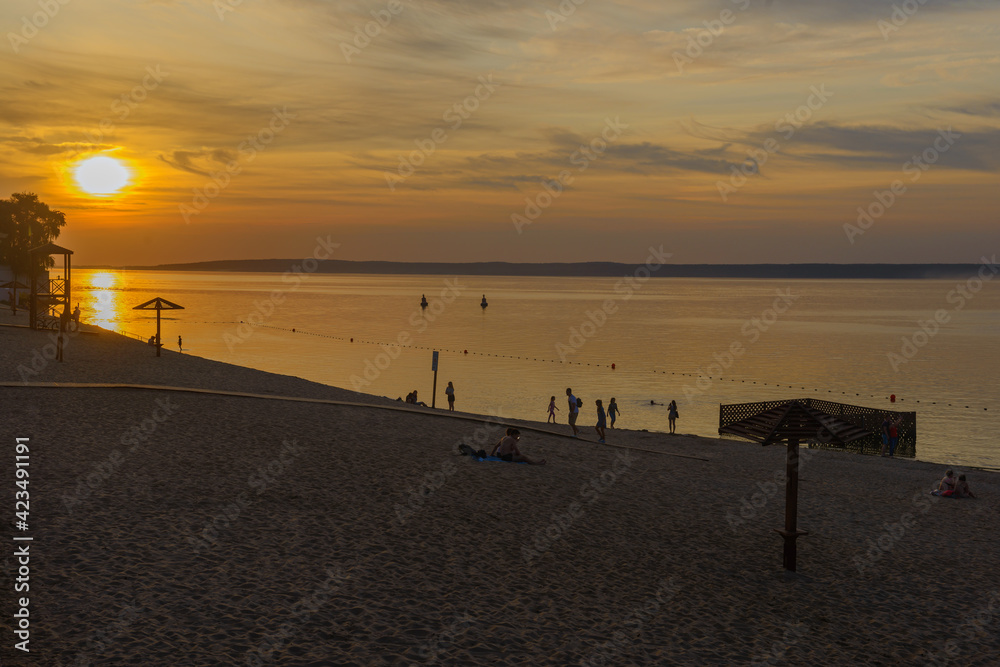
top-left (719, 400), bottom-right (871, 571)
top-left (133, 297), bottom-right (185, 357)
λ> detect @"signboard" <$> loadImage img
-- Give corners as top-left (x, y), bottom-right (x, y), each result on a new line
top-left (431, 350), bottom-right (439, 371)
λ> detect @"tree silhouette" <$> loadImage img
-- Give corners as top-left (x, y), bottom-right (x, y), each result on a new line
top-left (0, 193), bottom-right (67, 285)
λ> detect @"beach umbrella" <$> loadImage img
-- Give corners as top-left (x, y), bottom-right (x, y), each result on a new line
top-left (719, 400), bottom-right (870, 571)
top-left (133, 297), bottom-right (185, 357)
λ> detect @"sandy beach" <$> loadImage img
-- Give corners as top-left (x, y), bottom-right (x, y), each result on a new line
top-left (2, 313), bottom-right (999, 666)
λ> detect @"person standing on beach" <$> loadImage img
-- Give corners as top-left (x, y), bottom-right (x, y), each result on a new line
top-left (547, 396), bottom-right (559, 423)
top-left (595, 399), bottom-right (607, 443)
top-left (608, 398), bottom-right (620, 429)
top-left (668, 400), bottom-right (678, 434)
top-left (880, 414), bottom-right (891, 456)
top-left (178, 335), bottom-right (183, 352)
top-left (888, 418), bottom-right (900, 457)
top-left (445, 381), bottom-right (456, 411)
top-left (566, 387), bottom-right (580, 437)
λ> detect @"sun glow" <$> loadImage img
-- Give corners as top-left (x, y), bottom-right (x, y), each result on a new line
top-left (74, 156), bottom-right (131, 196)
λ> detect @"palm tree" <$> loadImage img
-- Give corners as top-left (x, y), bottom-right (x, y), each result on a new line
top-left (0, 192), bottom-right (67, 298)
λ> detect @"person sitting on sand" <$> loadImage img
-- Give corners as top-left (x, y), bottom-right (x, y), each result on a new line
top-left (411, 390), bottom-right (427, 407)
top-left (954, 474), bottom-right (976, 499)
top-left (490, 428), bottom-right (545, 465)
top-left (931, 470), bottom-right (957, 496)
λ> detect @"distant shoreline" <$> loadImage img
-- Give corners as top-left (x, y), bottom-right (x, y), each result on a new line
top-left (77, 260), bottom-right (988, 280)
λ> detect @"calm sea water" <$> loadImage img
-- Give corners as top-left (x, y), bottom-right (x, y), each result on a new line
top-left (70, 269), bottom-right (1000, 468)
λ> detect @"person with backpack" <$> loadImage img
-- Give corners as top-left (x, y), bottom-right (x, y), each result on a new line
top-left (566, 387), bottom-right (580, 437)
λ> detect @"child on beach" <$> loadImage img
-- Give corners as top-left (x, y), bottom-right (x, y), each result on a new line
top-left (490, 428), bottom-right (545, 465)
top-left (595, 399), bottom-right (606, 443)
top-left (668, 400), bottom-right (678, 434)
top-left (954, 475), bottom-right (976, 498)
top-left (608, 398), bottom-right (620, 429)
top-left (931, 470), bottom-right (957, 496)
top-left (547, 396), bottom-right (559, 423)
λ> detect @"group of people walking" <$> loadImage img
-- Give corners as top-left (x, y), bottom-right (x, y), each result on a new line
top-left (548, 389), bottom-right (679, 442)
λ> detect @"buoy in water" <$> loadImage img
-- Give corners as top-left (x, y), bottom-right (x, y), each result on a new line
top-left (464, 349), bottom-right (468, 354)
top-left (420, 294), bottom-right (428, 309)
top-left (611, 363), bottom-right (616, 369)
top-left (350, 338), bottom-right (353, 342)
top-left (890, 394), bottom-right (896, 403)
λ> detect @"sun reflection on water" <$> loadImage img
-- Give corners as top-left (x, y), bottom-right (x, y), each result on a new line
top-left (84, 271), bottom-right (123, 331)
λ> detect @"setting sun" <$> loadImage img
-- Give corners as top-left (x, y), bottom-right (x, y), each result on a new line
top-left (74, 156), bottom-right (130, 196)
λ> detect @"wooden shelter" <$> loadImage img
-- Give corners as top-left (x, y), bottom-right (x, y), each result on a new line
top-left (28, 242), bottom-right (74, 361)
top-left (28, 242), bottom-right (73, 333)
top-left (719, 400), bottom-right (871, 571)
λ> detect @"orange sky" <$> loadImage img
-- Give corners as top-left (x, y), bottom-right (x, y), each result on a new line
top-left (1, 0), bottom-right (998, 265)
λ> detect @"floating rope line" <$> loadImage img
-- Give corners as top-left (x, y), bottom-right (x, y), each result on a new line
top-left (216, 324), bottom-right (994, 412)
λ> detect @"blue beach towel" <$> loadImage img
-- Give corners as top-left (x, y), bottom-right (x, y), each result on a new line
top-left (473, 455), bottom-right (528, 465)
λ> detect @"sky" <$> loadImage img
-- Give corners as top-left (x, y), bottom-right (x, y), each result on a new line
top-left (1, 0), bottom-right (998, 265)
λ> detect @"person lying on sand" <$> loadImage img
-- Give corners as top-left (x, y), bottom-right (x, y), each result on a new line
top-left (931, 470), bottom-right (957, 496)
top-left (490, 428), bottom-right (545, 465)
top-left (954, 474), bottom-right (976, 498)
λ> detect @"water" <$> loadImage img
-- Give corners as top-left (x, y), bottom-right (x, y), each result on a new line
top-left (70, 269), bottom-right (1000, 468)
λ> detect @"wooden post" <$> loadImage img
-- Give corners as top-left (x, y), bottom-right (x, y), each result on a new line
top-left (776, 437), bottom-right (808, 571)
top-left (155, 307), bottom-right (162, 357)
top-left (431, 351), bottom-right (439, 408)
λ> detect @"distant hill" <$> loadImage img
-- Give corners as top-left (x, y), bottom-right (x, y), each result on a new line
top-left (93, 259), bottom-right (986, 279)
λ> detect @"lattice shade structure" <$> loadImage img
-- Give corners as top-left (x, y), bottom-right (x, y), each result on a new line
top-left (720, 398), bottom-right (916, 458)
top-left (720, 401), bottom-right (873, 447)
top-left (719, 400), bottom-right (874, 572)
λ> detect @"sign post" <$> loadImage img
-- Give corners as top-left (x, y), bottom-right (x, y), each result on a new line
top-left (431, 351), bottom-right (439, 408)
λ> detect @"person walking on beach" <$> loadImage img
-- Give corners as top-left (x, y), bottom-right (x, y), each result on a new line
top-left (178, 335), bottom-right (183, 352)
top-left (668, 400), bottom-right (679, 434)
top-left (547, 396), bottom-right (559, 423)
top-left (595, 399), bottom-right (607, 443)
top-left (490, 428), bottom-right (545, 465)
top-left (608, 398), bottom-right (620, 429)
top-left (566, 387), bottom-right (580, 437)
top-left (445, 381), bottom-right (456, 411)
top-left (72, 303), bottom-right (80, 324)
